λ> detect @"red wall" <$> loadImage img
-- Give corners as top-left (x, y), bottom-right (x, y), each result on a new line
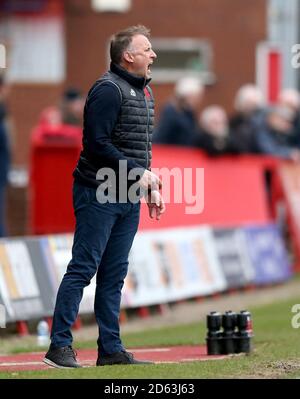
top-left (7, 0), bottom-right (267, 166)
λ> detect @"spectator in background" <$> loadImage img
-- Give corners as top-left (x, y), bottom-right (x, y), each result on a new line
top-left (256, 105), bottom-right (300, 162)
top-left (153, 76), bottom-right (204, 146)
top-left (60, 87), bottom-right (85, 127)
top-left (195, 105), bottom-right (236, 156)
top-left (230, 84), bottom-right (266, 153)
top-left (0, 75), bottom-right (11, 237)
top-left (44, 25), bottom-right (164, 369)
top-left (277, 88), bottom-right (300, 147)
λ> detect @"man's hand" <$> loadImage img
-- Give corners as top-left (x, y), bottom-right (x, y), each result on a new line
top-left (139, 169), bottom-right (162, 192)
top-left (146, 190), bottom-right (166, 220)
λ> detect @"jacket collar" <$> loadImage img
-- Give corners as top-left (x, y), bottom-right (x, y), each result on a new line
top-left (110, 62), bottom-right (151, 90)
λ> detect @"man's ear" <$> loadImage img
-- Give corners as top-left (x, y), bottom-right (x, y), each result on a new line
top-left (123, 51), bottom-right (134, 64)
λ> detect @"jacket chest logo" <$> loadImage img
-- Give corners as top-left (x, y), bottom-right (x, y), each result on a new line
top-left (130, 89), bottom-right (136, 97)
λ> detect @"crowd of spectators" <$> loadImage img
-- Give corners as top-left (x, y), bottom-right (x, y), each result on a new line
top-left (153, 78), bottom-right (300, 162)
top-left (39, 79), bottom-right (300, 163)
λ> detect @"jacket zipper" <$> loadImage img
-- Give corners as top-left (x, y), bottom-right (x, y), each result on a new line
top-left (144, 89), bottom-right (150, 169)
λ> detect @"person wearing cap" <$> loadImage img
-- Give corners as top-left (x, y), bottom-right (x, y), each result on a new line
top-left (37, 88), bottom-right (84, 128)
top-left (153, 76), bottom-right (204, 147)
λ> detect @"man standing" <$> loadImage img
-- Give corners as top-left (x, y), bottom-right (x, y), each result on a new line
top-left (44, 25), bottom-right (165, 368)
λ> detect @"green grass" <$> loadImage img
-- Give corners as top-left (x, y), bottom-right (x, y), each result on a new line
top-left (1, 296), bottom-right (300, 379)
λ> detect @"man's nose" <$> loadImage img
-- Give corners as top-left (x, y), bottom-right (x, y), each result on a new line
top-left (151, 50), bottom-right (157, 59)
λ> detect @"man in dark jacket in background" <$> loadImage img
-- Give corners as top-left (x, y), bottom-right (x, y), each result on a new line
top-left (153, 77), bottom-right (204, 146)
top-left (44, 25), bottom-right (165, 368)
top-left (277, 88), bottom-right (300, 147)
top-left (229, 84), bottom-right (266, 154)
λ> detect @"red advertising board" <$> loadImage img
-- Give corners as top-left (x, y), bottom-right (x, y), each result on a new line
top-left (139, 146), bottom-right (273, 230)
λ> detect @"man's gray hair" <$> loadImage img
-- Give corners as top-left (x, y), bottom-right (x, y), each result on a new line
top-left (110, 25), bottom-right (151, 65)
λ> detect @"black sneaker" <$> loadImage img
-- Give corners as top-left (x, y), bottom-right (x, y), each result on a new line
top-left (43, 345), bottom-right (82, 369)
top-left (96, 350), bottom-right (153, 366)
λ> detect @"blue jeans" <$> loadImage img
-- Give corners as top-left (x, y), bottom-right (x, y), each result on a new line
top-left (50, 181), bottom-right (140, 355)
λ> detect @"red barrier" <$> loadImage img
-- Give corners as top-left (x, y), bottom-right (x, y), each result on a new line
top-left (29, 137), bottom-right (279, 233)
top-left (29, 124), bottom-right (82, 234)
top-left (139, 146), bottom-right (277, 230)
